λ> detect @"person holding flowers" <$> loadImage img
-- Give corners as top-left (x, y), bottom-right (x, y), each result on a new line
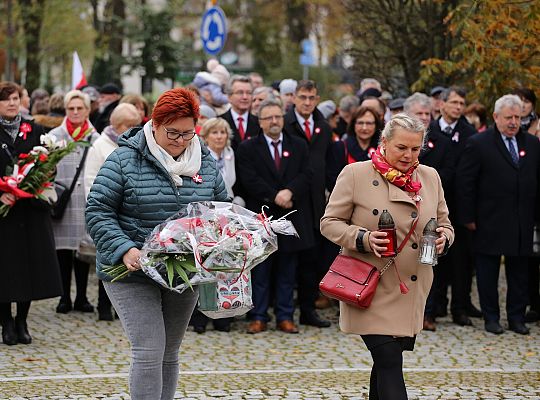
top-left (86, 87), bottom-right (228, 400)
top-left (50, 90), bottom-right (99, 315)
top-left (0, 81), bottom-right (62, 345)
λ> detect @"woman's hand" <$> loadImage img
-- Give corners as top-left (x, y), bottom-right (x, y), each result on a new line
top-left (368, 230), bottom-right (390, 258)
top-left (122, 247), bottom-right (142, 271)
top-left (0, 193), bottom-right (16, 206)
top-left (435, 227), bottom-right (447, 255)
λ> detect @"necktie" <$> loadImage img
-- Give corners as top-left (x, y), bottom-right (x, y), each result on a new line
top-left (237, 116), bottom-right (245, 141)
top-left (304, 120), bottom-right (312, 142)
top-left (443, 126), bottom-right (453, 138)
top-left (506, 137), bottom-right (519, 165)
top-left (272, 140), bottom-right (281, 170)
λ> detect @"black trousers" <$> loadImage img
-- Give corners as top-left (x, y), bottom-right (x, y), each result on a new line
top-left (57, 249), bottom-right (91, 303)
top-left (425, 226), bottom-right (474, 317)
top-left (361, 335), bottom-right (415, 400)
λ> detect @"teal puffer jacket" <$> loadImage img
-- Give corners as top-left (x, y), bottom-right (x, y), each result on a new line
top-left (85, 127), bottom-right (229, 282)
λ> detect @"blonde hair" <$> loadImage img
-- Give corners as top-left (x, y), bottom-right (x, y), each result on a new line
top-left (110, 103), bottom-right (141, 129)
top-left (380, 113), bottom-right (426, 145)
top-left (64, 90), bottom-right (90, 110)
top-left (199, 117), bottom-right (232, 145)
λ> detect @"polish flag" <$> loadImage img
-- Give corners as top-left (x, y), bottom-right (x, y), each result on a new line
top-left (71, 51), bottom-right (88, 89)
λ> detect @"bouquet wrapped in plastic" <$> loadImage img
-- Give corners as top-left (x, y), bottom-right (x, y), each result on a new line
top-left (104, 201), bottom-right (298, 300)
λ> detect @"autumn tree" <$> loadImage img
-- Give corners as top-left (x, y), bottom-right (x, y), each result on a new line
top-left (18, 0), bottom-right (45, 92)
top-left (343, 0), bottom-right (457, 93)
top-left (414, 0), bottom-right (540, 107)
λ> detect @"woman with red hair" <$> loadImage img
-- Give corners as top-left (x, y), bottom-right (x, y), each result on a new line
top-left (86, 88), bottom-right (228, 399)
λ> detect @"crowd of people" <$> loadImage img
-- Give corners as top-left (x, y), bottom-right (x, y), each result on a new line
top-left (1, 62), bottom-right (539, 399)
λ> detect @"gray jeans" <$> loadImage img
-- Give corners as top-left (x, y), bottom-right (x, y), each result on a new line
top-left (104, 281), bottom-right (198, 400)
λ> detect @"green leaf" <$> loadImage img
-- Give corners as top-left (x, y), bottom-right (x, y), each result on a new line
top-left (165, 258), bottom-right (175, 287)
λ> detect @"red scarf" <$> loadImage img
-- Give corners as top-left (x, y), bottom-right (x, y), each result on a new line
top-left (371, 146), bottom-right (422, 194)
top-left (66, 119), bottom-right (90, 141)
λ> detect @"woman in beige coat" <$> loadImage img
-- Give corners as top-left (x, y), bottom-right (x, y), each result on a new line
top-left (321, 114), bottom-right (454, 399)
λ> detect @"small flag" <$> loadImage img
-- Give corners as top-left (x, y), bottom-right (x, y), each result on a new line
top-left (72, 51), bottom-right (87, 89)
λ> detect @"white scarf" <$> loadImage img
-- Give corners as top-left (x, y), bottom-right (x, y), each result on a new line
top-left (143, 120), bottom-right (201, 186)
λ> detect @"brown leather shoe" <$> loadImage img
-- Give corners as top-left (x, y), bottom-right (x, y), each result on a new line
top-left (315, 295), bottom-right (333, 309)
top-left (423, 316), bottom-right (437, 332)
top-left (247, 320), bottom-right (267, 334)
top-left (277, 320), bottom-right (299, 334)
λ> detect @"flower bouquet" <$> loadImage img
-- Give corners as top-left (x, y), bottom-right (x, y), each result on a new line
top-left (0, 127), bottom-right (91, 217)
top-left (103, 201), bottom-right (298, 316)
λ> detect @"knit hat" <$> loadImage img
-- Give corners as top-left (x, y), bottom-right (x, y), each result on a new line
top-left (207, 59), bottom-right (230, 86)
top-left (279, 79), bottom-right (297, 95)
top-left (317, 100), bottom-right (337, 119)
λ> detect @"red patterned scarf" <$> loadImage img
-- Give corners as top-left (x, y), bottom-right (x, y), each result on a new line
top-left (66, 119), bottom-right (90, 141)
top-left (371, 146), bottom-right (422, 193)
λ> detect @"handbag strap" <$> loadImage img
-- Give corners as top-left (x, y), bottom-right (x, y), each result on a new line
top-left (63, 144), bottom-right (90, 199)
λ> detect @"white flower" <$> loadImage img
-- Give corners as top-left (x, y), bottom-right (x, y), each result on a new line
top-left (30, 146), bottom-right (49, 156)
top-left (40, 133), bottom-right (66, 149)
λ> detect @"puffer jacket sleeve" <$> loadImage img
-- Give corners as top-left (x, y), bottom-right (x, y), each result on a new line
top-left (85, 151), bottom-right (137, 265)
top-left (214, 167), bottom-right (230, 201)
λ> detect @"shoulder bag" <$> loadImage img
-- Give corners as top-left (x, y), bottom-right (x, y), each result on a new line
top-left (319, 217), bottom-right (419, 309)
top-left (51, 146), bottom-right (89, 220)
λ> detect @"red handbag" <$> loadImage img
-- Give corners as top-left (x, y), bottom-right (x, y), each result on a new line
top-left (319, 217), bottom-right (419, 309)
top-left (319, 255), bottom-right (392, 309)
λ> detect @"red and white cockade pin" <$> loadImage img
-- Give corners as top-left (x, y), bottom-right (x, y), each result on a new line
top-left (18, 122), bottom-right (32, 140)
top-left (192, 174), bottom-right (203, 184)
top-left (314, 127), bottom-right (320, 134)
top-left (368, 147), bottom-right (376, 158)
top-left (519, 150), bottom-right (526, 157)
top-left (427, 141), bottom-right (434, 149)
top-left (451, 131), bottom-right (460, 142)
top-left (283, 151), bottom-right (290, 158)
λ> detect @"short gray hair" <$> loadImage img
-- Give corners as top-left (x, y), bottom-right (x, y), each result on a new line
top-left (440, 86), bottom-right (467, 102)
top-left (257, 99), bottom-right (282, 118)
top-left (494, 94), bottom-right (523, 114)
top-left (404, 92), bottom-right (431, 113)
top-left (380, 113), bottom-right (426, 145)
top-left (226, 75), bottom-right (252, 95)
top-left (339, 95), bottom-right (360, 113)
top-left (360, 78), bottom-right (381, 92)
top-left (64, 89), bottom-right (90, 110)
top-left (199, 117), bottom-right (232, 145)
top-left (110, 103), bottom-right (141, 128)
top-left (253, 86), bottom-right (275, 99)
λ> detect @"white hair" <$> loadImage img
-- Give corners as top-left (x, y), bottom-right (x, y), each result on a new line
top-left (360, 78), bottom-right (382, 92)
top-left (380, 113), bottom-right (426, 145)
top-left (64, 90), bottom-right (90, 110)
top-left (403, 92), bottom-right (431, 112)
top-left (494, 94), bottom-right (523, 114)
top-left (110, 103), bottom-right (141, 128)
top-left (339, 95), bottom-right (360, 113)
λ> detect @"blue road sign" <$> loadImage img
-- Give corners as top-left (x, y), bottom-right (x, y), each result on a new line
top-left (201, 7), bottom-right (227, 56)
top-left (300, 39), bottom-right (315, 66)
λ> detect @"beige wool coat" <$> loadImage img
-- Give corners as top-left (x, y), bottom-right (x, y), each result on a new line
top-left (320, 161), bottom-right (454, 337)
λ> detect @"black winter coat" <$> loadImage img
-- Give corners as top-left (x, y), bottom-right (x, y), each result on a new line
top-left (0, 119), bottom-right (62, 302)
top-left (456, 126), bottom-right (540, 256)
top-left (236, 133), bottom-right (314, 252)
top-left (283, 106), bottom-right (332, 227)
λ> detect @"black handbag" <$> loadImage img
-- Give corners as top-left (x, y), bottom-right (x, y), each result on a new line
top-left (51, 146), bottom-right (89, 220)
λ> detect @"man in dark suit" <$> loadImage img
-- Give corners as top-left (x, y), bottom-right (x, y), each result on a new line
top-left (283, 80), bottom-right (332, 328)
top-left (404, 92), bottom-right (456, 331)
top-left (94, 83), bottom-right (121, 133)
top-left (426, 86), bottom-right (479, 329)
top-left (219, 75), bottom-right (261, 151)
top-left (237, 99), bottom-right (314, 334)
top-left (457, 94), bottom-right (540, 335)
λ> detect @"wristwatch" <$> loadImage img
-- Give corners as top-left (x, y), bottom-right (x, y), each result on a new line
top-left (356, 230), bottom-right (369, 253)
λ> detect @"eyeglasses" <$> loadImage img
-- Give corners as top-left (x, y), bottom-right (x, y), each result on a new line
top-left (259, 115), bottom-right (284, 122)
top-left (355, 121), bottom-right (376, 126)
top-left (232, 90), bottom-right (253, 97)
top-left (163, 127), bottom-right (196, 141)
top-left (297, 95), bottom-right (318, 102)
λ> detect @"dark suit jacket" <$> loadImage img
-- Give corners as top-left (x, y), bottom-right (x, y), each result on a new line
top-left (456, 126), bottom-right (540, 256)
top-left (419, 130), bottom-right (455, 202)
top-left (93, 99), bottom-right (119, 133)
top-left (428, 115), bottom-right (476, 214)
top-left (236, 132), bottom-right (314, 252)
top-left (283, 106), bottom-right (332, 227)
top-left (219, 109), bottom-right (261, 152)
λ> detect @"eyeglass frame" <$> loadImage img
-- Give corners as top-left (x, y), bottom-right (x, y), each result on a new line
top-left (163, 127), bottom-right (196, 141)
top-left (258, 114), bottom-right (284, 122)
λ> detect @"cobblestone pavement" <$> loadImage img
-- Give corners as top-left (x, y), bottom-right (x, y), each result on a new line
top-left (1, 274), bottom-right (539, 399)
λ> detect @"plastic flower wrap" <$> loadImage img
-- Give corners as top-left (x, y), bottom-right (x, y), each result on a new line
top-left (104, 201), bottom-right (298, 295)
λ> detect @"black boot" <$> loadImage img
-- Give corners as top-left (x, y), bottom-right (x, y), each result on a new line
top-left (2, 318), bottom-right (18, 346)
top-left (15, 317), bottom-right (32, 344)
